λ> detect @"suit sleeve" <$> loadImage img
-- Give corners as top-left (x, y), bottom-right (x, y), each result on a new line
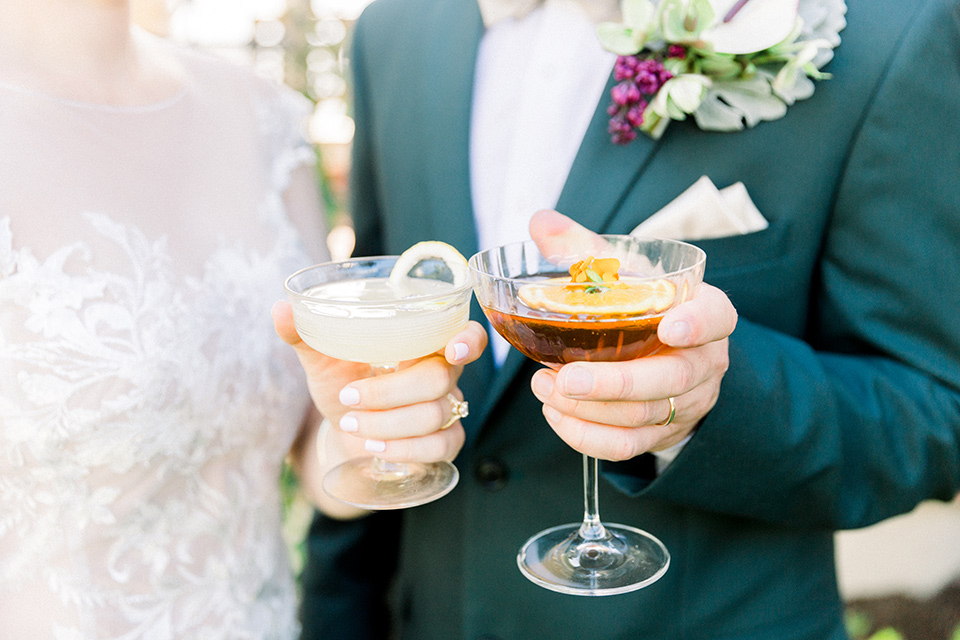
top-left (298, 14), bottom-right (402, 640)
top-left (607, 0), bottom-right (960, 530)
top-left (298, 511), bottom-right (401, 640)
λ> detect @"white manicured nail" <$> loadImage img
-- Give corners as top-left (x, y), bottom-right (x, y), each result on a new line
top-left (339, 415), bottom-right (358, 432)
top-left (339, 386), bottom-right (360, 406)
top-left (364, 439), bottom-right (386, 453)
top-left (453, 342), bottom-right (469, 361)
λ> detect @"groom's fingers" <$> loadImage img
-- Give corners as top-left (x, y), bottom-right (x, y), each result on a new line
top-left (528, 209), bottom-right (612, 259)
top-left (659, 283), bottom-right (738, 348)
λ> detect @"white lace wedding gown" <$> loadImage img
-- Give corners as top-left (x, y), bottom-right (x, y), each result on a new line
top-left (0, 34), bottom-right (322, 640)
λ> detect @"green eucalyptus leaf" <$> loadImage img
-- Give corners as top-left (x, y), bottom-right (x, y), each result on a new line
top-left (866, 628), bottom-right (904, 640)
top-left (699, 53), bottom-right (741, 79)
top-left (843, 610), bottom-right (873, 639)
top-left (663, 56), bottom-right (690, 75)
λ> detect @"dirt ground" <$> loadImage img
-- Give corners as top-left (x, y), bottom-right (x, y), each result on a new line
top-left (846, 581), bottom-right (960, 639)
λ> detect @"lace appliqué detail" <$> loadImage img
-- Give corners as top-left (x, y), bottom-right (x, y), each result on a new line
top-left (0, 212), bottom-right (309, 640)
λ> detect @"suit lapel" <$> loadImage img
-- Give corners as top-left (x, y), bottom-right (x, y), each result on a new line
top-left (555, 74), bottom-right (664, 234)
top-left (421, 0), bottom-right (484, 256)
top-left (417, 2), bottom-right (500, 437)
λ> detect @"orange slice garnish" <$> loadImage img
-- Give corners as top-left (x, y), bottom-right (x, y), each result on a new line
top-left (518, 277), bottom-right (677, 316)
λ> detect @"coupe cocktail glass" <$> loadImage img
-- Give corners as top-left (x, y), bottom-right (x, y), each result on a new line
top-left (285, 255), bottom-right (472, 509)
top-left (470, 236), bottom-right (705, 595)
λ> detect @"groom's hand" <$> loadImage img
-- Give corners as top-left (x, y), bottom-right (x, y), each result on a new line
top-left (527, 210), bottom-right (738, 461)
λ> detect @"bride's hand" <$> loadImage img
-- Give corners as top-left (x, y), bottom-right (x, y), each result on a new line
top-left (272, 300), bottom-right (487, 517)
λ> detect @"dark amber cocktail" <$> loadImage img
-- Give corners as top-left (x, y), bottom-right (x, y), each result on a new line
top-left (481, 306), bottom-right (663, 366)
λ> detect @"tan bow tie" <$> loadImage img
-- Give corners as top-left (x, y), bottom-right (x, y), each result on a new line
top-left (477, 0), bottom-right (620, 28)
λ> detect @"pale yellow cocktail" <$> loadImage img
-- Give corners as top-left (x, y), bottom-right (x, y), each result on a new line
top-left (284, 244), bottom-right (473, 510)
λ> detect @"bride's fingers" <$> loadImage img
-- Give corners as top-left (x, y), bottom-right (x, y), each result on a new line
top-left (338, 390), bottom-right (467, 440)
top-left (339, 354), bottom-right (459, 411)
top-left (362, 423), bottom-right (466, 463)
top-left (444, 320), bottom-right (488, 365)
top-left (271, 300), bottom-right (302, 347)
top-left (272, 299), bottom-right (359, 387)
top-left (340, 322), bottom-right (486, 410)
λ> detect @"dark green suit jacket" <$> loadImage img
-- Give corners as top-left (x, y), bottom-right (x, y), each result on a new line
top-left (300, 0), bottom-right (960, 638)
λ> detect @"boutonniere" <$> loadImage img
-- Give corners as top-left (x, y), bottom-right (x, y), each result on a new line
top-left (598, 0), bottom-right (846, 142)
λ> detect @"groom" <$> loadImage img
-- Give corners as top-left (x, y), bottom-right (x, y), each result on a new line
top-left (300, 0), bottom-right (960, 638)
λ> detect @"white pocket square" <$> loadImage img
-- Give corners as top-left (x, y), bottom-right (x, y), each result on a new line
top-left (630, 176), bottom-right (769, 241)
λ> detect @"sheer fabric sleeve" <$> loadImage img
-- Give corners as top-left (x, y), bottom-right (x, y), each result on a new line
top-left (256, 81), bottom-right (329, 264)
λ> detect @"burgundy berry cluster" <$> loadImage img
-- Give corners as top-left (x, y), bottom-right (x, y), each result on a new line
top-left (606, 46), bottom-right (685, 144)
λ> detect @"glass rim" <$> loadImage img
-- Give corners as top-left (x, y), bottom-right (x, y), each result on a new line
top-left (284, 255), bottom-right (474, 307)
top-left (467, 235), bottom-right (706, 286)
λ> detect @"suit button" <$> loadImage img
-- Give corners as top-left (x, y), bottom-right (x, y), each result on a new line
top-left (474, 457), bottom-right (508, 492)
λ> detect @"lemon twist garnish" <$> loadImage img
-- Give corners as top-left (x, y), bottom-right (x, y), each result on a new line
top-left (388, 240), bottom-right (469, 297)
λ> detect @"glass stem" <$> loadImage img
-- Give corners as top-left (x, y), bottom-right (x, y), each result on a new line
top-left (579, 454), bottom-right (608, 541)
top-left (369, 363), bottom-right (408, 477)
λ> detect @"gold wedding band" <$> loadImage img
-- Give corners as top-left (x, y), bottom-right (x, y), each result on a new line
top-left (654, 396), bottom-right (676, 427)
top-left (441, 393), bottom-right (469, 430)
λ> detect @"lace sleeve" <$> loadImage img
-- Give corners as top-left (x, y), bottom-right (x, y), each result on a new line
top-left (259, 82), bottom-right (317, 196)
top-left (250, 78), bottom-right (328, 262)
top-left (0, 218), bottom-right (14, 277)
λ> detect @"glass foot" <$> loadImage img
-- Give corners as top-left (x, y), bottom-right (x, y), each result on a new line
top-left (517, 522), bottom-right (670, 596)
top-left (323, 456), bottom-right (459, 510)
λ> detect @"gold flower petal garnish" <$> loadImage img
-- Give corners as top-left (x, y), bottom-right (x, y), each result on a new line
top-left (569, 257), bottom-right (620, 291)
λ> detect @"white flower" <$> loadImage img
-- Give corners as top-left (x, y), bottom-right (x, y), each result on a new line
top-left (702, 0), bottom-right (801, 54)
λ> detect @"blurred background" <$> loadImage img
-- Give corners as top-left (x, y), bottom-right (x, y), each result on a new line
top-left (134, 0), bottom-right (361, 261)
top-left (134, 2), bottom-right (960, 638)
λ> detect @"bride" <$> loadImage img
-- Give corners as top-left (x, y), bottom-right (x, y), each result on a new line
top-left (0, 1), bottom-right (484, 637)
